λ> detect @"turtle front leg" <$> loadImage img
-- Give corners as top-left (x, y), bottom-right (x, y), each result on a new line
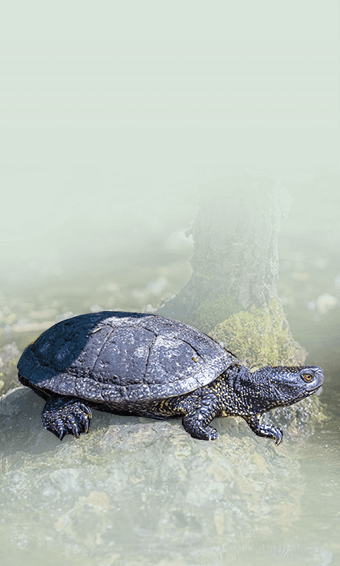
top-left (41, 396), bottom-right (92, 440)
top-left (244, 414), bottom-right (283, 445)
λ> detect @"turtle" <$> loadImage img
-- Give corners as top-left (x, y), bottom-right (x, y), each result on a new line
top-left (17, 311), bottom-right (324, 444)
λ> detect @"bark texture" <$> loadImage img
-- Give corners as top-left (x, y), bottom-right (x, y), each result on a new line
top-left (158, 174), bottom-right (292, 334)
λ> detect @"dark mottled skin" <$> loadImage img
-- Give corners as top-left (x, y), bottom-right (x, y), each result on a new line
top-left (17, 312), bottom-right (324, 444)
top-left (110, 364), bottom-right (323, 443)
top-left (19, 363), bottom-right (324, 444)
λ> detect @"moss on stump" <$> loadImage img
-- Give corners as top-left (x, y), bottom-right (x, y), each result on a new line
top-left (180, 293), bottom-right (326, 439)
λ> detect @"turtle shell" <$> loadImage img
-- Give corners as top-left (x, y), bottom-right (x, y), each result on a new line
top-left (18, 311), bottom-right (239, 404)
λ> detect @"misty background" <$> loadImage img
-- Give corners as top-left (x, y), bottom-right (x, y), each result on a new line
top-left (1, 2), bottom-right (340, 565)
top-left (0, 0), bottom-right (339, 270)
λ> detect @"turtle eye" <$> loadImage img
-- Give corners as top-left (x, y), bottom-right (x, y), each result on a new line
top-left (301, 373), bottom-right (314, 383)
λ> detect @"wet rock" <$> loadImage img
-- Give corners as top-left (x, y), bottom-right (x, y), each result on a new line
top-left (50, 468), bottom-right (83, 493)
top-left (0, 342), bottom-right (20, 394)
top-left (0, 387), bottom-right (48, 454)
top-left (0, 385), bottom-right (29, 416)
top-left (96, 418), bottom-right (179, 450)
top-left (0, 386), bottom-right (307, 562)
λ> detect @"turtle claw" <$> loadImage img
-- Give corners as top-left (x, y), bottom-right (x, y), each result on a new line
top-left (206, 426), bottom-right (218, 441)
top-left (245, 416), bottom-right (284, 446)
top-left (71, 423), bottom-right (80, 438)
top-left (58, 428), bottom-right (66, 441)
top-left (81, 414), bottom-right (90, 433)
top-left (274, 428), bottom-right (283, 446)
top-left (41, 398), bottom-right (92, 441)
top-left (52, 418), bottom-right (66, 441)
top-left (79, 403), bottom-right (92, 417)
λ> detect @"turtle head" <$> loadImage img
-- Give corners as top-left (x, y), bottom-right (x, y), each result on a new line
top-left (248, 365), bottom-right (324, 411)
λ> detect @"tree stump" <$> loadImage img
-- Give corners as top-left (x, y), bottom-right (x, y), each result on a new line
top-left (158, 172), bottom-right (324, 437)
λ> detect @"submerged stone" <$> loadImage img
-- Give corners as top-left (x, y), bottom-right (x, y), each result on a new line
top-left (0, 386), bottom-right (310, 562)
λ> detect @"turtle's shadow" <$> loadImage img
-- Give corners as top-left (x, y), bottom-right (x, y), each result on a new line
top-left (0, 387), bottom-right (142, 458)
top-left (1, 387), bottom-right (254, 460)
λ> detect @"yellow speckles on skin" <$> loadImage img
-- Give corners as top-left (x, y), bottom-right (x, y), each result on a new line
top-left (192, 356), bottom-right (198, 362)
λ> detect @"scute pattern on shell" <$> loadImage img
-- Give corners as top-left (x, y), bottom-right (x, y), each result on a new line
top-left (18, 312), bottom-right (239, 403)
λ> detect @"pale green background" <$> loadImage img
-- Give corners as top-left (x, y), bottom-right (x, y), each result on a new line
top-left (0, 1), bottom-right (337, 130)
top-left (0, 4), bottom-right (340, 564)
top-left (0, 0), bottom-right (339, 262)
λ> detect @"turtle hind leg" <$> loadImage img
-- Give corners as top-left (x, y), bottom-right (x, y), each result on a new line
top-left (41, 396), bottom-right (92, 440)
top-left (182, 415), bottom-right (218, 440)
top-left (160, 386), bottom-right (219, 441)
top-left (181, 401), bottom-right (218, 441)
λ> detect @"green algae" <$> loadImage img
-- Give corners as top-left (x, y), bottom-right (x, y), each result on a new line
top-left (188, 294), bottom-right (241, 335)
top-left (210, 299), bottom-right (305, 369)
